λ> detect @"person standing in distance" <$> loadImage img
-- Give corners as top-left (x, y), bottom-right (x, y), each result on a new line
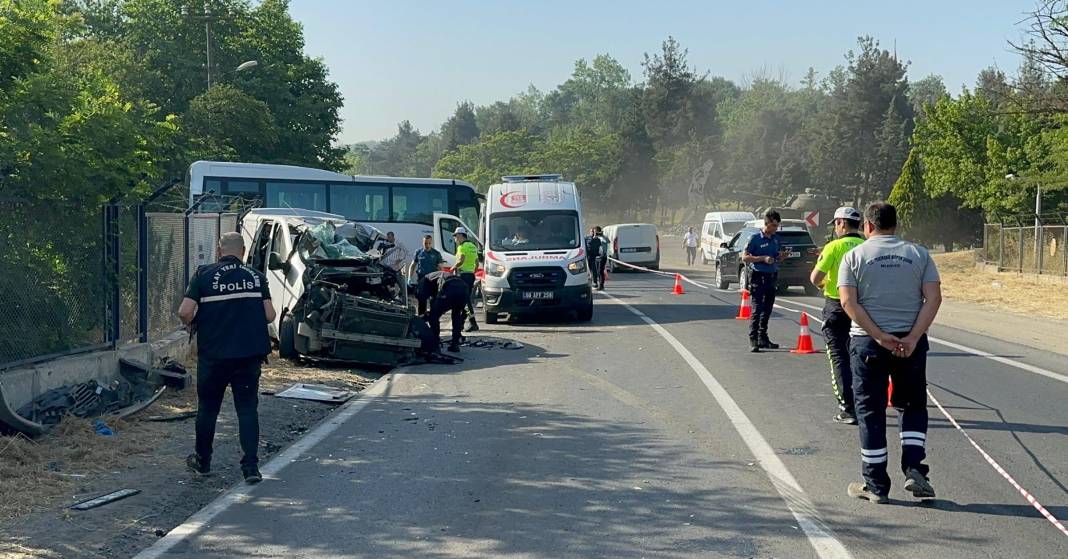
top-left (408, 234), bottom-right (443, 316)
top-left (839, 202), bottom-right (941, 503)
top-left (177, 232), bottom-right (274, 484)
top-left (585, 226), bottom-right (608, 290)
top-left (809, 207), bottom-right (865, 425)
top-left (741, 211), bottom-right (783, 352)
top-left (452, 227), bottom-right (480, 332)
top-left (683, 226), bottom-right (699, 266)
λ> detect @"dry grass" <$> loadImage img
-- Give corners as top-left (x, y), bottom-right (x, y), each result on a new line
top-left (934, 250), bottom-right (1068, 320)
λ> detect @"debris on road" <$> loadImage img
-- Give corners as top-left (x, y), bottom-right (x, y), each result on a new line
top-left (142, 411), bottom-right (197, 423)
top-left (69, 489), bottom-right (141, 511)
top-left (275, 383), bottom-right (355, 404)
top-left (92, 420), bottom-right (114, 436)
top-left (459, 337), bottom-right (525, 350)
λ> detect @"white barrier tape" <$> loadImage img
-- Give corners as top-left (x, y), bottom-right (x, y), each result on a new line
top-left (605, 257), bottom-right (712, 289)
top-left (793, 307), bottom-right (1068, 539)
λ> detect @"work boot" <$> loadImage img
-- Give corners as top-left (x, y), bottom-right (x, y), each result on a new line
top-left (465, 320), bottom-right (479, 333)
top-left (759, 337), bottom-right (780, 350)
top-left (447, 341), bottom-right (461, 353)
top-left (597, 284), bottom-right (605, 291)
top-left (847, 482), bottom-right (888, 504)
top-left (242, 464), bottom-right (262, 484)
top-left (903, 469), bottom-right (936, 499)
top-left (749, 339), bottom-right (761, 353)
top-left (186, 453), bottom-right (212, 477)
top-left (832, 410), bottom-right (858, 425)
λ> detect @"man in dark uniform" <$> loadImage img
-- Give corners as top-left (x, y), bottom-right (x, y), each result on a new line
top-left (178, 232), bottom-right (274, 484)
top-left (741, 210), bottom-right (783, 352)
top-left (408, 234), bottom-right (444, 315)
top-left (420, 270), bottom-right (471, 353)
top-left (585, 226), bottom-right (607, 290)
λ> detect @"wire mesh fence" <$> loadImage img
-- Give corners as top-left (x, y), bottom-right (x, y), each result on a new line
top-left (981, 216), bottom-right (1068, 275)
top-left (0, 199), bottom-right (110, 366)
top-left (146, 213), bottom-right (187, 340)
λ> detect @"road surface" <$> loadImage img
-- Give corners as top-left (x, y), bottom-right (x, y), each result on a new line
top-left (137, 260), bottom-right (1068, 558)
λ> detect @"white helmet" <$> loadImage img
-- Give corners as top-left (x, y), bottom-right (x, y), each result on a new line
top-left (453, 227), bottom-right (469, 237)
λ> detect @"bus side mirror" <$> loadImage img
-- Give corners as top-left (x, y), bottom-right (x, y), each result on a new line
top-left (268, 252), bottom-right (290, 273)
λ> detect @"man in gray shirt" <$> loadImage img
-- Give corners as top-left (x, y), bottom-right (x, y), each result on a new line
top-left (838, 202), bottom-right (942, 504)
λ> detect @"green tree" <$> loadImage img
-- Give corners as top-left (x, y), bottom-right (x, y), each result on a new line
top-left (441, 101), bottom-right (480, 153)
top-left (432, 129), bottom-right (543, 189)
top-left (184, 83), bottom-right (278, 162)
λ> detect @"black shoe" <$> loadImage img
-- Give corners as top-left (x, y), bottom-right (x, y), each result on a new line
top-left (447, 342), bottom-right (461, 353)
top-left (832, 411), bottom-right (858, 425)
top-left (597, 285), bottom-right (605, 291)
top-left (242, 464), bottom-right (262, 484)
top-left (749, 339), bottom-right (761, 353)
top-left (904, 469), bottom-right (935, 499)
top-left (847, 482), bottom-right (889, 504)
top-left (758, 338), bottom-right (780, 350)
top-left (465, 322), bottom-right (480, 333)
top-left (186, 453), bottom-right (212, 476)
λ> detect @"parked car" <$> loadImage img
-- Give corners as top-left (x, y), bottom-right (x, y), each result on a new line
top-left (603, 223), bottom-right (660, 272)
top-left (699, 211), bottom-right (756, 265)
top-left (714, 224), bottom-right (821, 295)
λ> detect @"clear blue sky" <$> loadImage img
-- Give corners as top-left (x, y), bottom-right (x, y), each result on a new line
top-left (289, 0), bottom-right (1035, 144)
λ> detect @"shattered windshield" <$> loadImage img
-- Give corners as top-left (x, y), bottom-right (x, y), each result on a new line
top-left (299, 220), bottom-right (382, 261)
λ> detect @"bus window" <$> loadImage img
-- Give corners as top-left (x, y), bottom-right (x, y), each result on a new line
top-left (225, 180), bottom-right (261, 197)
top-left (330, 184), bottom-right (388, 221)
top-left (267, 182), bottom-right (326, 211)
top-left (392, 186), bottom-right (447, 224)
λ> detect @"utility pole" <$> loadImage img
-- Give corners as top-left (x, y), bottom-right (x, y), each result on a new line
top-left (182, 2), bottom-right (223, 90)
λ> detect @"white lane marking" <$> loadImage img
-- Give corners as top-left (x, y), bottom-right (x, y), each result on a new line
top-left (776, 297), bottom-right (1068, 386)
top-left (602, 293), bottom-right (853, 559)
top-left (789, 307), bottom-right (1068, 538)
top-left (133, 373), bottom-right (398, 559)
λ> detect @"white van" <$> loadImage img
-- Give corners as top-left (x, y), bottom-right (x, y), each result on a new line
top-left (602, 223), bottom-right (659, 272)
top-left (700, 211), bottom-right (756, 264)
top-left (480, 175), bottom-right (592, 324)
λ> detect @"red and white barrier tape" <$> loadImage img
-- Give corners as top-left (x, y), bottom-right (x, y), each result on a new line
top-left (604, 257), bottom-right (711, 289)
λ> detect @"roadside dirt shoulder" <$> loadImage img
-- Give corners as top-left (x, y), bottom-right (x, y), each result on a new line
top-left (0, 355), bottom-right (378, 559)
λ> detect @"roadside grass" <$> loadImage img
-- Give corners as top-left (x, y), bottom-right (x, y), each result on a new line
top-left (933, 250), bottom-right (1068, 321)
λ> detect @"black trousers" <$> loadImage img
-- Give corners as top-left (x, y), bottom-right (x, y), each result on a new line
top-left (748, 270), bottom-right (777, 341)
top-left (588, 256), bottom-right (606, 287)
top-left (851, 333), bottom-right (930, 496)
top-left (459, 272), bottom-right (477, 324)
top-left (428, 282), bottom-right (469, 347)
top-left (415, 279), bottom-right (431, 316)
top-left (821, 298), bottom-right (855, 414)
top-left (195, 356), bottom-right (261, 467)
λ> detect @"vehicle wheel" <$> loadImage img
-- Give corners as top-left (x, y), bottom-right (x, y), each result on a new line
top-left (278, 315), bottom-right (297, 359)
top-left (484, 310), bottom-right (499, 325)
top-left (577, 302), bottom-right (593, 322)
top-left (804, 284), bottom-right (822, 297)
top-left (715, 263), bottom-right (730, 290)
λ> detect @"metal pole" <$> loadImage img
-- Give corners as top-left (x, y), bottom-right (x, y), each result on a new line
top-left (205, 4), bottom-right (214, 89)
top-left (998, 221), bottom-right (1005, 271)
top-left (108, 203), bottom-right (122, 345)
top-left (1019, 224), bottom-right (1025, 273)
top-left (1035, 185), bottom-right (1042, 273)
top-left (137, 203), bottom-right (148, 342)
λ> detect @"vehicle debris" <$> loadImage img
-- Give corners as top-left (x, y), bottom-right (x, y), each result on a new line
top-left (69, 489), bottom-right (141, 511)
top-left (459, 337), bottom-right (525, 350)
top-left (275, 383), bottom-right (355, 404)
top-left (92, 419), bottom-right (115, 436)
top-left (142, 411), bottom-right (197, 423)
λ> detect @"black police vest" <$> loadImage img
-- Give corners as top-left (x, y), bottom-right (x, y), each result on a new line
top-left (191, 256), bottom-right (271, 360)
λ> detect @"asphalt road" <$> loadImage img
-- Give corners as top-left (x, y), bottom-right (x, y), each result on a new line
top-left (137, 259), bottom-right (1068, 558)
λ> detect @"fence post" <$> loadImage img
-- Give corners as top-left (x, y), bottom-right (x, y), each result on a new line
top-left (1062, 220), bottom-right (1068, 276)
top-left (137, 203), bottom-right (148, 343)
top-left (1018, 225), bottom-right (1025, 273)
top-left (105, 201), bottom-right (121, 346)
top-left (1037, 217), bottom-right (1044, 275)
top-left (998, 221), bottom-right (1005, 271)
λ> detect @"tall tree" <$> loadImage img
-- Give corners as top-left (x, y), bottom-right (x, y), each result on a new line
top-left (441, 101), bottom-right (480, 153)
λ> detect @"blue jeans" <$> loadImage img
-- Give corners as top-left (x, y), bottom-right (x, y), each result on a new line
top-left (851, 333), bottom-right (930, 495)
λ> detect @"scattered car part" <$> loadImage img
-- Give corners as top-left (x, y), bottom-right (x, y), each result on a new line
top-left (69, 489), bottom-right (141, 511)
top-left (275, 383), bottom-right (355, 404)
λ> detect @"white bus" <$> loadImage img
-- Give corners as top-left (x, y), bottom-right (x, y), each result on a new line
top-left (188, 160), bottom-right (483, 268)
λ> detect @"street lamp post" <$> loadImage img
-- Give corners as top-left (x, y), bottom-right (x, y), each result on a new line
top-left (1006, 173), bottom-right (1043, 272)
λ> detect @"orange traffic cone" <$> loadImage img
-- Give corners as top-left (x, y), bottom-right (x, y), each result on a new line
top-left (735, 289), bottom-right (752, 320)
top-left (672, 273), bottom-right (685, 295)
top-left (790, 312), bottom-right (818, 354)
top-left (887, 380), bottom-right (894, 408)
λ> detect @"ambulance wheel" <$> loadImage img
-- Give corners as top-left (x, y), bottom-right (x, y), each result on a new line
top-left (577, 303), bottom-right (593, 322)
top-left (278, 315), bottom-right (297, 359)
top-left (484, 310), bottom-right (499, 325)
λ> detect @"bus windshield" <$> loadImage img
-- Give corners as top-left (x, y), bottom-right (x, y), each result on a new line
top-left (489, 211), bottom-right (580, 252)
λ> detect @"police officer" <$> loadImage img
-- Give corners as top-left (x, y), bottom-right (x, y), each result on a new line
top-left (420, 270), bottom-right (471, 353)
top-left (453, 227), bottom-right (480, 332)
top-left (585, 226), bottom-right (608, 290)
top-left (839, 202), bottom-right (941, 503)
top-left (408, 234), bottom-right (443, 315)
top-left (741, 211), bottom-right (783, 352)
top-left (177, 232), bottom-right (274, 484)
top-left (809, 207), bottom-right (865, 425)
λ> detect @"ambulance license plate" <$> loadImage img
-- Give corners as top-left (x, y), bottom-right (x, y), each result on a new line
top-left (521, 291), bottom-right (553, 300)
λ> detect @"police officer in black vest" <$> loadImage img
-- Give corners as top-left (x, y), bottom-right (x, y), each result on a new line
top-left (419, 270), bottom-right (472, 353)
top-left (178, 232), bottom-right (274, 484)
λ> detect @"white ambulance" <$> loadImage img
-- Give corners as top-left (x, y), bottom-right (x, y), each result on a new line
top-left (479, 175), bottom-right (593, 324)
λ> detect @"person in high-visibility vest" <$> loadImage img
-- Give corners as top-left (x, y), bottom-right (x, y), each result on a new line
top-left (452, 227), bottom-right (479, 332)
